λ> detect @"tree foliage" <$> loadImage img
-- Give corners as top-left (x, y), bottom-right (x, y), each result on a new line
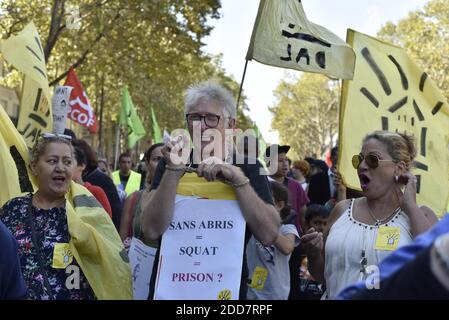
top-left (0, 0), bottom-right (251, 160)
top-left (271, 73), bottom-right (339, 160)
top-left (378, 0), bottom-right (449, 100)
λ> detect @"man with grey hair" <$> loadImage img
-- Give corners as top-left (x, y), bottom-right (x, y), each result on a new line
top-left (141, 80), bottom-right (280, 299)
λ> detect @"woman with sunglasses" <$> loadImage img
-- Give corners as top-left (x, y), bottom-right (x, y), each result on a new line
top-left (302, 130), bottom-right (438, 299)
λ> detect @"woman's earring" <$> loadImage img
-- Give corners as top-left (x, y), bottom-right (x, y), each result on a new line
top-left (394, 175), bottom-right (399, 182)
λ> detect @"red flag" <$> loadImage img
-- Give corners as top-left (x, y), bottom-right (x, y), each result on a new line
top-left (64, 67), bottom-right (99, 133)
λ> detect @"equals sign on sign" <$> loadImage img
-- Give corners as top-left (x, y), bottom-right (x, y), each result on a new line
top-left (195, 236), bottom-right (203, 240)
top-left (193, 262), bottom-right (201, 266)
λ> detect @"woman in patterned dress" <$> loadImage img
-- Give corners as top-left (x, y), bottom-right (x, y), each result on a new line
top-left (0, 135), bottom-right (95, 300)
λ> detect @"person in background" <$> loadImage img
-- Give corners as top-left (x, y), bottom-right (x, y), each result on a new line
top-left (120, 143), bottom-right (164, 246)
top-left (236, 134), bottom-right (259, 160)
top-left (0, 220), bottom-right (27, 300)
top-left (266, 145), bottom-right (309, 232)
top-left (112, 153), bottom-right (142, 198)
top-left (72, 146), bottom-right (112, 218)
top-left (63, 128), bottom-right (77, 141)
top-left (325, 146), bottom-right (369, 212)
top-left (297, 204), bottom-right (330, 300)
top-left (246, 181), bottom-right (300, 300)
top-left (291, 160), bottom-right (310, 192)
top-left (98, 159), bottom-right (126, 202)
top-left (137, 159), bottom-right (148, 190)
top-left (98, 158), bottom-right (127, 204)
top-left (72, 139), bottom-right (122, 231)
top-left (307, 158), bottom-right (334, 206)
top-left (305, 158), bottom-right (326, 178)
top-left (97, 158), bottom-right (111, 176)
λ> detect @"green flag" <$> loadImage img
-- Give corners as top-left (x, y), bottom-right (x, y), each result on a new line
top-left (151, 107), bottom-right (163, 143)
top-left (253, 123), bottom-right (267, 167)
top-left (120, 86), bottom-right (146, 148)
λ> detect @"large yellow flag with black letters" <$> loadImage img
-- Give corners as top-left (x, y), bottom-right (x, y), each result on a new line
top-left (339, 30), bottom-right (449, 217)
top-left (246, 0), bottom-right (355, 79)
top-left (0, 21), bottom-right (52, 148)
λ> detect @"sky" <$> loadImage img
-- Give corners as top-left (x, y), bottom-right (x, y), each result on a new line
top-left (204, 0), bottom-right (429, 144)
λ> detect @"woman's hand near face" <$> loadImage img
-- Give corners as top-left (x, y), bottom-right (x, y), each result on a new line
top-left (394, 172), bottom-right (418, 212)
top-left (394, 172), bottom-right (438, 235)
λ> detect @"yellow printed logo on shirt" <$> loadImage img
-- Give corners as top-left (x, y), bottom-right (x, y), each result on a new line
top-left (250, 266), bottom-right (269, 290)
top-left (375, 226), bottom-right (400, 251)
top-left (52, 243), bottom-right (74, 269)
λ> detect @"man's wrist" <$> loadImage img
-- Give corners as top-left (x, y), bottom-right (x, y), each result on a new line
top-left (165, 164), bottom-right (186, 178)
top-left (231, 177), bottom-right (250, 189)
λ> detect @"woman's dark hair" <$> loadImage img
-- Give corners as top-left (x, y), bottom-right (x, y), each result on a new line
top-left (269, 180), bottom-right (291, 220)
top-left (143, 143), bottom-right (164, 162)
top-left (305, 204), bottom-right (330, 222)
top-left (30, 136), bottom-right (73, 165)
top-left (119, 152), bottom-right (131, 162)
top-left (270, 180), bottom-right (288, 203)
top-left (363, 130), bottom-right (416, 171)
top-left (71, 139), bottom-right (98, 172)
top-left (73, 145), bottom-right (87, 166)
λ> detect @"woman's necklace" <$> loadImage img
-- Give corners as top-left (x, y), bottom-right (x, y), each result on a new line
top-left (367, 202), bottom-right (401, 227)
top-left (32, 193), bottom-right (65, 210)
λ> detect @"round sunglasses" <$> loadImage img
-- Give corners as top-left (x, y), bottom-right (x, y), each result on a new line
top-left (352, 153), bottom-right (395, 170)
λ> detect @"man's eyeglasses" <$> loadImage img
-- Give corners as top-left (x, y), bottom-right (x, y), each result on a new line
top-left (40, 132), bottom-right (72, 141)
top-left (352, 153), bottom-right (395, 170)
top-left (186, 113), bottom-right (220, 128)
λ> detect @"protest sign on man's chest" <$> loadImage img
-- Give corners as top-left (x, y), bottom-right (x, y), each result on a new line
top-left (154, 174), bottom-right (246, 300)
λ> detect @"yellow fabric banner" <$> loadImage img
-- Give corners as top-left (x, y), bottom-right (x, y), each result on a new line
top-left (177, 173), bottom-right (237, 200)
top-left (66, 182), bottom-right (132, 300)
top-left (0, 21), bottom-right (52, 148)
top-left (246, 0), bottom-right (355, 79)
top-left (0, 107), bottom-right (132, 299)
top-left (339, 29), bottom-right (449, 217)
top-left (0, 106), bottom-right (34, 206)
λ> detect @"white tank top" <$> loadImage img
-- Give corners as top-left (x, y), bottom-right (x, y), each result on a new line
top-left (323, 198), bottom-right (413, 299)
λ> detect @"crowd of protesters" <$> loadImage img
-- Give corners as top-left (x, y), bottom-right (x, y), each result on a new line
top-left (1, 80), bottom-right (448, 300)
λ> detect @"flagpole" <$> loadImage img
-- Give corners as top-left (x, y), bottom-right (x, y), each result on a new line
top-left (236, 59), bottom-right (249, 111)
top-left (98, 74), bottom-right (105, 157)
top-left (114, 123), bottom-right (120, 170)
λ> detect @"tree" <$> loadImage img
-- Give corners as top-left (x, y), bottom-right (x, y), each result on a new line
top-left (378, 0), bottom-right (449, 100)
top-left (0, 0), bottom-right (252, 161)
top-left (270, 73), bottom-right (339, 160)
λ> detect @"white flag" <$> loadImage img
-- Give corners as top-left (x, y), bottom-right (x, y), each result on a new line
top-left (247, 0), bottom-right (355, 79)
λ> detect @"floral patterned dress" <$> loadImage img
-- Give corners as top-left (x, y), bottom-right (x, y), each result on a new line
top-left (0, 194), bottom-right (95, 300)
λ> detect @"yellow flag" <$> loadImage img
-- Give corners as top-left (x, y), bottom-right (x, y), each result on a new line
top-left (246, 0), bottom-right (355, 79)
top-left (66, 183), bottom-right (132, 300)
top-left (339, 30), bottom-right (449, 217)
top-left (0, 21), bottom-right (52, 148)
top-left (0, 106), bottom-right (35, 206)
